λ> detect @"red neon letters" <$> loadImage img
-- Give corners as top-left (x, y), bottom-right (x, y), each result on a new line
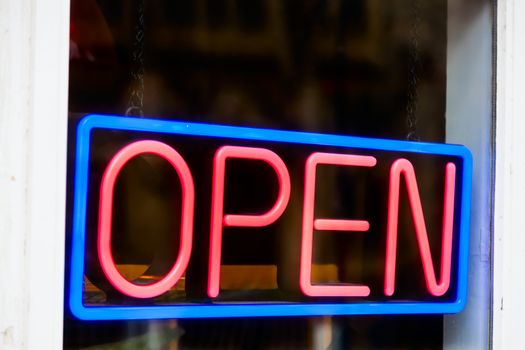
top-left (98, 140), bottom-right (195, 298)
top-left (384, 159), bottom-right (456, 296)
top-left (208, 146), bottom-right (291, 298)
top-left (300, 152), bottom-right (376, 297)
top-left (97, 142), bottom-right (457, 299)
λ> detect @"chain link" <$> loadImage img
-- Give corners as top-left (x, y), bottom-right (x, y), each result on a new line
top-left (406, 0), bottom-right (421, 141)
top-left (126, 0), bottom-right (145, 117)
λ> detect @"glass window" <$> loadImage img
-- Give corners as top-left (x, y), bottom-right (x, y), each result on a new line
top-left (64, 0), bottom-right (492, 348)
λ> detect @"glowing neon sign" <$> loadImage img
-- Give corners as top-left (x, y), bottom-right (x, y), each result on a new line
top-left (69, 114), bottom-right (472, 320)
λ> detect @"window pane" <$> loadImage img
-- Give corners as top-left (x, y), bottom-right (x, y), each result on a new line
top-left (65, 0), bottom-right (489, 348)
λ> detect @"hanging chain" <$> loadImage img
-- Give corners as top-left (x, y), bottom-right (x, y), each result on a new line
top-left (126, 0), bottom-right (145, 117)
top-left (406, 0), bottom-right (421, 141)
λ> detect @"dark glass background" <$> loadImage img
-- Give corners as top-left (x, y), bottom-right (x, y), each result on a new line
top-left (66, 0), bottom-right (449, 348)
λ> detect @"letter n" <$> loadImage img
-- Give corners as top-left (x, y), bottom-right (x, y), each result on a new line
top-left (384, 159), bottom-right (456, 297)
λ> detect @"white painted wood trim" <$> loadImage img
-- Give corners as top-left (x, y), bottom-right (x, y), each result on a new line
top-left (0, 0), bottom-right (70, 348)
top-left (492, 1), bottom-right (525, 349)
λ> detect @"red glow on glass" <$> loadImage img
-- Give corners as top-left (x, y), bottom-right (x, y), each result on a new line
top-left (300, 152), bottom-right (376, 297)
top-left (98, 140), bottom-right (195, 299)
top-left (207, 146), bottom-right (291, 298)
top-left (384, 159), bottom-right (456, 297)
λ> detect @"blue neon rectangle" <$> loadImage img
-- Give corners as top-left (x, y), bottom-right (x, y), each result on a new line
top-left (70, 114), bottom-right (472, 320)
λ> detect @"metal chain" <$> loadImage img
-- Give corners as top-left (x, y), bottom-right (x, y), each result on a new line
top-left (126, 0), bottom-right (145, 117)
top-left (406, 0), bottom-right (421, 141)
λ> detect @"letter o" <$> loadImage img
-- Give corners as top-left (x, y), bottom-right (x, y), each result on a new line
top-left (98, 140), bottom-right (194, 299)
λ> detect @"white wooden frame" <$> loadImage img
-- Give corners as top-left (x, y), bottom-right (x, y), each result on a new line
top-left (0, 0), bottom-right (70, 348)
top-left (492, 0), bottom-right (525, 349)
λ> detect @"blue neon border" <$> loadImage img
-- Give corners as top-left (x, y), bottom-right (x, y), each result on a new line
top-left (70, 114), bottom-right (473, 320)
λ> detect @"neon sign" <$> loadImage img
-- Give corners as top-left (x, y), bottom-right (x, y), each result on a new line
top-left (69, 114), bottom-right (472, 320)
